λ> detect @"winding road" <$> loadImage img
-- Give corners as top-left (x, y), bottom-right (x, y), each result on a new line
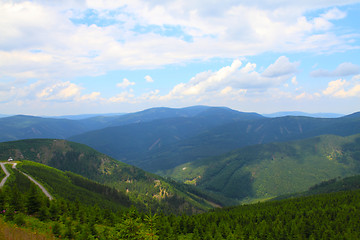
top-left (0, 162), bottom-right (53, 200)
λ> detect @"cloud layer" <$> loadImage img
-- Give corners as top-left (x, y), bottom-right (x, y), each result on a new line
top-left (1, 1), bottom-right (359, 115)
top-left (311, 62), bottom-right (360, 77)
top-left (0, 1), bottom-right (358, 81)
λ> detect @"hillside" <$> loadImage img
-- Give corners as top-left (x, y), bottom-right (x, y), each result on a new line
top-left (163, 134), bottom-right (360, 202)
top-left (69, 107), bottom-right (263, 167)
top-left (0, 139), bottom-right (224, 213)
top-left (2, 170), bottom-right (359, 239)
top-left (274, 174), bottom-right (360, 200)
top-left (2, 160), bottom-right (132, 211)
top-left (0, 115), bottom-right (91, 142)
top-left (137, 113), bottom-right (360, 172)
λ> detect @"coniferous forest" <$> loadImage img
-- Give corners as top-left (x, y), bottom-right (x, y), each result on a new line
top-left (1, 160), bottom-right (360, 239)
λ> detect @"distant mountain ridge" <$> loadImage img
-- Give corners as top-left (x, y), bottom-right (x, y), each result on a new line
top-left (0, 115), bottom-right (89, 142)
top-left (69, 107), bottom-right (265, 168)
top-left (1, 106), bottom-right (358, 174)
top-left (263, 111), bottom-right (344, 118)
top-left (0, 106), bottom-right (263, 143)
top-left (101, 113), bottom-right (360, 172)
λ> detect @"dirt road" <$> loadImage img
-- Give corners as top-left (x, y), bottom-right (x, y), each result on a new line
top-left (0, 162), bottom-right (53, 200)
top-left (0, 162), bottom-right (10, 188)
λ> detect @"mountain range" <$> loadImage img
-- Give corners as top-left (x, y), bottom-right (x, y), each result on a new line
top-left (69, 109), bottom-right (360, 172)
top-left (0, 105), bottom-right (359, 205)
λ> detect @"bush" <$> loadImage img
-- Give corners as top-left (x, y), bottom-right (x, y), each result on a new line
top-left (14, 213), bottom-right (26, 226)
top-left (52, 222), bottom-right (62, 237)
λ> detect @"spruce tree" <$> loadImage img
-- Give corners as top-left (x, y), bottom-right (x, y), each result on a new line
top-left (25, 184), bottom-right (41, 215)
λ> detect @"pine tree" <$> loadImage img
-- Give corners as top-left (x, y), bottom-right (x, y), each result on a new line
top-left (25, 184), bottom-right (41, 215)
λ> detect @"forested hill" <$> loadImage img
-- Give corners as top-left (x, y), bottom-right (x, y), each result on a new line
top-left (69, 111), bottom-right (360, 172)
top-left (274, 174), bottom-right (360, 200)
top-left (5, 160), bottom-right (132, 210)
top-left (1, 162), bottom-right (360, 239)
top-left (0, 139), bottom-right (222, 214)
top-left (164, 133), bottom-right (360, 202)
top-left (0, 115), bottom-right (89, 142)
top-left (144, 114), bottom-right (360, 172)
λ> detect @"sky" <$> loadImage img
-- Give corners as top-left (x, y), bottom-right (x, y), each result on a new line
top-left (1, 0), bottom-right (360, 116)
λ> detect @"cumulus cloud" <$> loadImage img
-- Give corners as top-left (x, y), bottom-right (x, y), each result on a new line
top-left (109, 91), bottom-right (135, 103)
top-left (0, 0), bottom-right (357, 81)
top-left (261, 56), bottom-right (299, 78)
top-left (145, 75), bottom-right (154, 83)
top-left (162, 56), bottom-right (298, 100)
top-left (37, 81), bottom-right (82, 101)
top-left (295, 92), bottom-right (314, 100)
top-left (321, 8), bottom-right (347, 20)
top-left (33, 80), bottom-right (101, 102)
top-left (80, 92), bottom-right (101, 101)
top-left (117, 78), bottom-right (135, 88)
top-left (311, 62), bottom-right (360, 78)
top-left (322, 76), bottom-right (360, 97)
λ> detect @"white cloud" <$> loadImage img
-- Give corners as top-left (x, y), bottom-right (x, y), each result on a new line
top-left (295, 92), bottom-right (314, 100)
top-left (80, 92), bottom-right (101, 101)
top-left (0, 0), bottom-right (358, 81)
top-left (261, 56), bottom-right (299, 77)
top-left (139, 89), bottom-right (160, 101)
top-left (322, 79), bottom-right (346, 95)
top-left (109, 91), bottom-right (135, 103)
top-left (322, 76), bottom-right (360, 97)
top-left (145, 75), bottom-right (154, 83)
top-left (162, 56), bottom-right (298, 100)
top-left (117, 78), bottom-right (135, 88)
top-left (37, 81), bottom-right (83, 101)
top-left (311, 62), bottom-right (360, 77)
top-left (321, 8), bottom-right (347, 20)
top-left (291, 76), bottom-right (298, 85)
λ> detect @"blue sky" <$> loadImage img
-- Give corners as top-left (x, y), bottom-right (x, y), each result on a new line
top-left (0, 0), bottom-right (360, 115)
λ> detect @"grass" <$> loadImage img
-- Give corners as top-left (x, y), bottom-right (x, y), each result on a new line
top-left (0, 216), bottom-right (56, 240)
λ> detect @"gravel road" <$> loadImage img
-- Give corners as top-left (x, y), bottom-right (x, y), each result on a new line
top-left (0, 162), bottom-right (53, 200)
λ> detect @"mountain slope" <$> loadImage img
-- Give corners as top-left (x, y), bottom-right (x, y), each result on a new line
top-left (274, 174), bottom-right (360, 200)
top-left (69, 107), bottom-right (264, 166)
top-left (2, 161), bottom-right (360, 239)
top-left (0, 139), bottom-right (223, 213)
top-left (0, 115), bottom-right (90, 142)
top-left (141, 114), bottom-right (360, 172)
top-left (164, 134), bottom-right (360, 202)
top-left (3, 160), bottom-right (132, 210)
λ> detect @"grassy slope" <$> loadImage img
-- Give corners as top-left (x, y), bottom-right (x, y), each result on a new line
top-left (0, 217), bottom-right (56, 240)
top-left (164, 134), bottom-right (360, 203)
top-left (0, 139), bottom-right (219, 213)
